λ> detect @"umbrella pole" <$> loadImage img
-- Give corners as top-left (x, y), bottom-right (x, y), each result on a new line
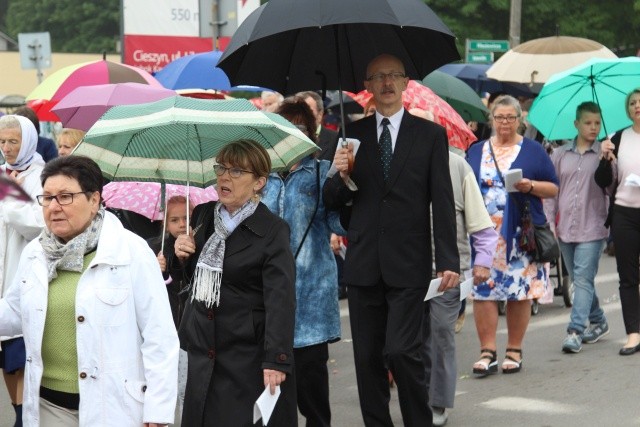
top-left (333, 26), bottom-right (348, 146)
top-left (186, 136), bottom-right (191, 231)
top-left (160, 183), bottom-right (168, 254)
top-left (591, 78), bottom-right (609, 136)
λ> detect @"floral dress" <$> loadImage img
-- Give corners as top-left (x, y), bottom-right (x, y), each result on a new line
top-left (472, 141), bottom-right (548, 301)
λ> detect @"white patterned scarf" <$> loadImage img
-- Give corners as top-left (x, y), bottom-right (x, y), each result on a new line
top-left (39, 207), bottom-right (105, 282)
top-left (191, 199), bottom-right (259, 307)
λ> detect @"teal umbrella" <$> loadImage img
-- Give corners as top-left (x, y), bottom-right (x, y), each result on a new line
top-left (74, 96), bottom-right (318, 188)
top-left (421, 70), bottom-right (488, 122)
top-left (527, 57), bottom-right (640, 140)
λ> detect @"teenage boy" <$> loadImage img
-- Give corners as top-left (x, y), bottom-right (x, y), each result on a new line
top-left (549, 101), bottom-right (610, 353)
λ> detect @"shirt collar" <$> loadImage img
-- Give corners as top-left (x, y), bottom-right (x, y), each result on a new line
top-left (375, 108), bottom-right (404, 130)
top-left (568, 138), bottom-right (601, 154)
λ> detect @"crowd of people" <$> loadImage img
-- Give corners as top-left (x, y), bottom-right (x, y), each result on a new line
top-left (0, 52), bottom-right (638, 427)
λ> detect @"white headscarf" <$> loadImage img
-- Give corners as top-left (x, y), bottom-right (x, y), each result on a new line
top-left (4, 115), bottom-right (43, 171)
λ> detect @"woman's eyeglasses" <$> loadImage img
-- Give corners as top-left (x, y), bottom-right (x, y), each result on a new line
top-left (213, 165), bottom-right (255, 178)
top-left (493, 115), bottom-right (519, 123)
top-left (36, 191), bottom-right (90, 206)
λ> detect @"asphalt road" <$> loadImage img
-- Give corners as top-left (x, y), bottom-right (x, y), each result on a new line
top-left (2, 252), bottom-right (639, 426)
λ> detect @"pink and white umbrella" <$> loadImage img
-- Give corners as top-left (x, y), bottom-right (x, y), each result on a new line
top-left (52, 83), bottom-right (176, 131)
top-left (102, 181), bottom-right (218, 221)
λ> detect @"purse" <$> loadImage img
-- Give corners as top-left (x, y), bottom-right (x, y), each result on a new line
top-left (487, 141), bottom-right (559, 263)
top-left (521, 199), bottom-right (559, 262)
top-left (533, 222), bottom-right (560, 262)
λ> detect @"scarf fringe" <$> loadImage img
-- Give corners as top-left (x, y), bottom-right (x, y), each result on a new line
top-left (191, 264), bottom-right (222, 308)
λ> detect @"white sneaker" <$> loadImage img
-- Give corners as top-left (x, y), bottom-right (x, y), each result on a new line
top-left (432, 407), bottom-right (448, 426)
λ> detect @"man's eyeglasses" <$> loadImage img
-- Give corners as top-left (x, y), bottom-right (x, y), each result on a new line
top-left (213, 164), bottom-right (255, 178)
top-left (36, 191), bottom-right (90, 207)
top-left (493, 115), bottom-right (520, 123)
top-left (366, 72), bottom-right (406, 83)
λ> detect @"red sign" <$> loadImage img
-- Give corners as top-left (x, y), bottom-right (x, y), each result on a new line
top-left (123, 35), bottom-right (230, 73)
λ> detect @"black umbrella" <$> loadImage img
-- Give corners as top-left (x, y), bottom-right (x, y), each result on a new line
top-left (325, 90), bottom-right (363, 115)
top-left (218, 0), bottom-right (460, 142)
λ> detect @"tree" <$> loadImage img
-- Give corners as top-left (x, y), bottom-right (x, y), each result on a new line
top-left (425, 0), bottom-right (639, 58)
top-left (4, 0), bottom-right (119, 53)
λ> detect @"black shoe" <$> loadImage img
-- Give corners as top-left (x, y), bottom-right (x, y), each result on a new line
top-left (619, 343), bottom-right (640, 356)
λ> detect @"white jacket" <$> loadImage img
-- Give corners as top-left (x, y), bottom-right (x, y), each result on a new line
top-left (0, 160), bottom-right (45, 297)
top-left (0, 212), bottom-right (179, 426)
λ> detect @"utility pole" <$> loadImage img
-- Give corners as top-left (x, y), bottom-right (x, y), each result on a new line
top-left (509, 0), bottom-right (522, 47)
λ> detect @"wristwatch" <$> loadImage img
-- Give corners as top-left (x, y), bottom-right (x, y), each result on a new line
top-left (527, 180), bottom-right (535, 194)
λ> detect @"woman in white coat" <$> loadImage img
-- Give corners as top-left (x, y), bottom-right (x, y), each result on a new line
top-left (0, 155), bottom-right (179, 426)
top-left (0, 114), bottom-right (46, 426)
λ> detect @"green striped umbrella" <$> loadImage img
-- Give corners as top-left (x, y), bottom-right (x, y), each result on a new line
top-left (74, 96), bottom-right (318, 187)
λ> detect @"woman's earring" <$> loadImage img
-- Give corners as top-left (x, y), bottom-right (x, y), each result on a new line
top-left (252, 192), bottom-right (260, 202)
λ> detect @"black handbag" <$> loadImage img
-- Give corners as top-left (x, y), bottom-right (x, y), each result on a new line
top-left (533, 222), bottom-right (560, 263)
top-left (488, 141), bottom-right (559, 263)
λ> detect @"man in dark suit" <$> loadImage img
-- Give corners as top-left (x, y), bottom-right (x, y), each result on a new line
top-left (297, 90), bottom-right (339, 161)
top-left (323, 54), bottom-right (460, 426)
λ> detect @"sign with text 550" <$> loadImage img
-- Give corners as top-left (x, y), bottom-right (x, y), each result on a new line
top-left (124, 0), bottom-right (199, 36)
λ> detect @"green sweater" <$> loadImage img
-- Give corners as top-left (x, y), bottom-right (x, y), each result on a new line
top-left (41, 252), bottom-right (96, 393)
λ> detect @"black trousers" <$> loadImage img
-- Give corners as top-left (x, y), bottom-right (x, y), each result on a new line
top-left (294, 343), bottom-right (331, 427)
top-left (348, 282), bottom-right (432, 427)
top-left (612, 205), bottom-right (640, 334)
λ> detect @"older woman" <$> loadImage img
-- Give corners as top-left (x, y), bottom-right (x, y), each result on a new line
top-left (596, 88), bottom-right (640, 355)
top-left (175, 139), bottom-right (297, 426)
top-left (466, 95), bottom-right (558, 375)
top-left (56, 128), bottom-right (86, 157)
top-left (0, 114), bottom-right (46, 426)
top-left (0, 155), bottom-right (178, 426)
top-left (262, 98), bottom-right (345, 426)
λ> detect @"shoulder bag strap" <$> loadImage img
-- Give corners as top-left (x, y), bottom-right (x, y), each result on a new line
top-left (294, 160), bottom-right (321, 259)
top-left (487, 139), bottom-right (505, 186)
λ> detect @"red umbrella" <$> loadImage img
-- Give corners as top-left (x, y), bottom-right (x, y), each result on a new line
top-left (347, 80), bottom-right (477, 151)
top-left (26, 59), bottom-right (162, 102)
top-left (26, 99), bottom-right (60, 122)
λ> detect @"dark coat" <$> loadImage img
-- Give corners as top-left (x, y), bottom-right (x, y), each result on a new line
top-left (146, 233), bottom-right (189, 328)
top-left (36, 136), bottom-right (58, 162)
top-left (317, 126), bottom-right (338, 162)
top-left (179, 202), bottom-right (297, 427)
top-left (323, 111), bottom-right (460, 287)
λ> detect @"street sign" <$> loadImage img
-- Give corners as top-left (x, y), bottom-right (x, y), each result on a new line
top-left (468, 39), bottom-right (510, 52)
top-left (466, 52), bottom-right (494, 63)
top-left (18, 32), bottom-right (51, 70)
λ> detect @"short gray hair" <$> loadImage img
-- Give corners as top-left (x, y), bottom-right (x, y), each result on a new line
top-left (296, 91), bottom-right (323, 113)
top-left (490, 95), bottom-right (523, 119)
top-left (0, 115), bottom-right (21, 132)
top-left (261, 91), bottom-right (283, 102)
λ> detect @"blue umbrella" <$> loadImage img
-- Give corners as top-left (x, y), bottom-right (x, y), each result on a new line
top-left (527, 56), bottom-right (640, 140)
top-left (438, 63), bottom-right (537, 97)
top-left (154, 50), bottom-right (232, 90)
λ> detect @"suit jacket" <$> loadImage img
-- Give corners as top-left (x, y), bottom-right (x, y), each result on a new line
top-left (317, 125), bottom-right (339, 161)
top-left (323, 111), bottom-right (459, 288)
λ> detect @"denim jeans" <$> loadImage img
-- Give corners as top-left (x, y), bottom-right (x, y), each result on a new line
top-left (559, 239), bottom-right (606, 334)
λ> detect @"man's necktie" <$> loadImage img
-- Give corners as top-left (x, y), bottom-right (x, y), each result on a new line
top-left (379, 118), bottom-right (393, 181)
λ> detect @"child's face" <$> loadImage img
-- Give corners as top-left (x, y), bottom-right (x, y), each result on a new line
top-left (166, 202), bottom-right (188, 238)
top-left (574, 111), bottom-right (601, 143)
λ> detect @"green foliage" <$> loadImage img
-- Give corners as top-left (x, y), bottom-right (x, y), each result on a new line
top-left (4, 0), bottom-right (119, 53)
top-left (425, 0), bottom-right (639, 58)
